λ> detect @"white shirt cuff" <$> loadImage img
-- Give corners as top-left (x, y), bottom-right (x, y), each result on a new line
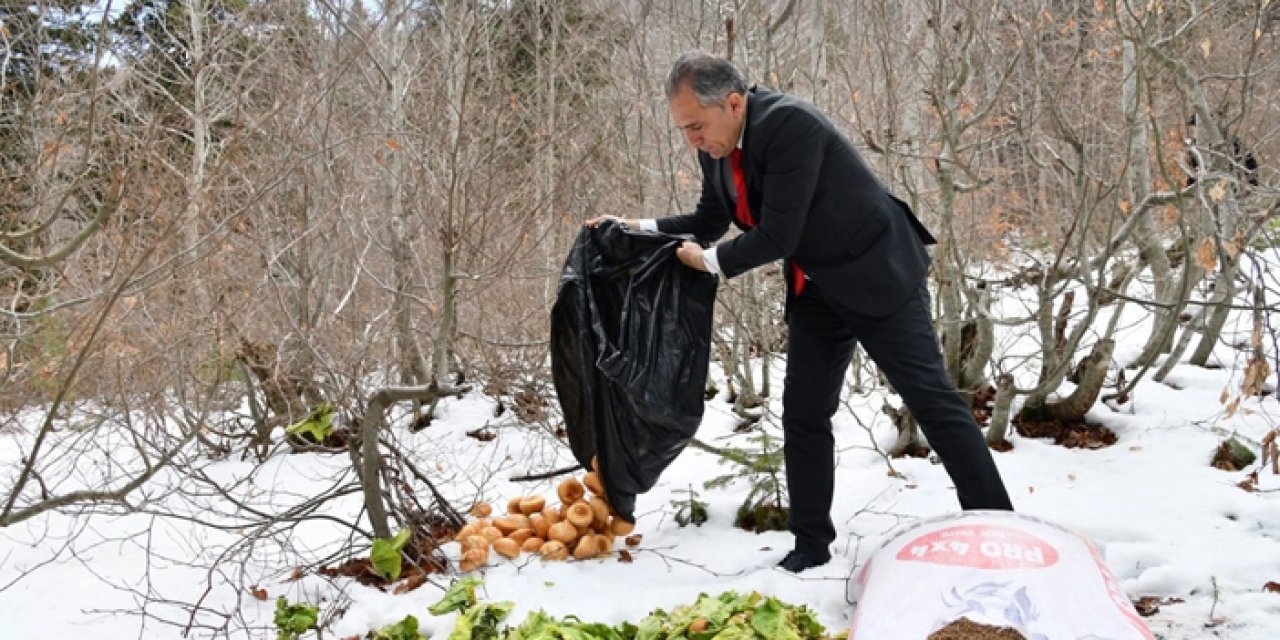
top-left (636, 219), bottom-right (659, 232)
top-left (702, 247), bottom-right (722, 275)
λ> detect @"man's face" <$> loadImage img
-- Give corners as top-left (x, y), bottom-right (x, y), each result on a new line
top-left (668, 84), bottom-right (745, 160)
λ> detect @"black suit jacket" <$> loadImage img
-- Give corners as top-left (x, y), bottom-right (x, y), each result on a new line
top-left (657, 87), bottom-right (937, 318)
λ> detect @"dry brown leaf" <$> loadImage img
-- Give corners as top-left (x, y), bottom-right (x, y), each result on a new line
top-left (249, 585), bottom-right (268, 601)
top-left (1261, 430), bottom-right (1278, 474)
top-left (394, 569), bottom-right (427, 594)
top-left (1133, 596), bottom-right (1162, 616)
top-left (1241, 357), bottom-right (1271, 397)
top-left (1224, 237), bottom-right (1242, 259)
top-left (1225, 397), bottom-right (1240, 417)
top-left (1194, 238), bottom-right (1217, 271)
top-left (1133, 595), bottom-right (1184, 617)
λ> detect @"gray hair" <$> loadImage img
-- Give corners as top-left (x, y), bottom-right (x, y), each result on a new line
top-left (664, 51), bottom-right (747, 105)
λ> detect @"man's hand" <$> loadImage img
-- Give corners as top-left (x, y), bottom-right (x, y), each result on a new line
top-left (675, 241), bottom-right (708, 272)
top-left (585, 215), bottom-right (633, 229)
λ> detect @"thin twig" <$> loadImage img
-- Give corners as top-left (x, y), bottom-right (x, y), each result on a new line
top-left (509, 464), bottom-right (583, 482)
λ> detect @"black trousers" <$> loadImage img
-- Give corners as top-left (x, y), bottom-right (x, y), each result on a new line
top-left (782, 282), bottom-right (1013, 556)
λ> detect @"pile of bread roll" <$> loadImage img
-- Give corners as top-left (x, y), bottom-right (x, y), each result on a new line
top-left (453, 460), bottom-right (636, 572)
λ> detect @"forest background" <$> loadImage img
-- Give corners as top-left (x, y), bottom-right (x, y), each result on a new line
top-left (2, 0), bottom-right (1279, 638)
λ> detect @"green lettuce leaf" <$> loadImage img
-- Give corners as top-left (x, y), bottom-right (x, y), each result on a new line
top-left (371, 528), bottom-right (412, 582)
top-left (448, 601), bottom-right (515, 640)
top-left (750, 597), bottom-right (801, 640)
top-left (504, 609), bottom-right (631, 640)
top-left (376, 614), bottom-right (426, 640)
top-left (666, 591), bottom-right (760, 639)
top-left (286, 402), bottom-right (335, 442)
top-left (273, 597), bottom-right (318, 639)
top-left (429, 577), bottom-right (485, 616)
top-left (709, 618), bottom-right (756, 640)
top-left (506, 610), bottom-right (557, 640)
top-left (789, 604), bottom-right (827, 639)
top-left (421, 588), bottom-right (836, 640)
top-left (634, 612), bottom-right (667, 640)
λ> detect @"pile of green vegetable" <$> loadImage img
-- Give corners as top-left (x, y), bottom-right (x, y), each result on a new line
top-left (395, 577), bottom-right (846, 640)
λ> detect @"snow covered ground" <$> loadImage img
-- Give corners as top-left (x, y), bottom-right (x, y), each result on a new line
top-left (2, 281), bottom-right (1279, 639)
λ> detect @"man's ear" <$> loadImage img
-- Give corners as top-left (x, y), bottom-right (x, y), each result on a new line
top-left (726, 92), bottom-right (746, 116)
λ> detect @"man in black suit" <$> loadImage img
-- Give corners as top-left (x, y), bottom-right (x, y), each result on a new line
top-left (592, 52), bottom-right (1013, 572)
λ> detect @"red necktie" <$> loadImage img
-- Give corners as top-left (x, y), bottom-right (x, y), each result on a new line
top-left (728, 149), bottom-right (754, 228)
top-left (728, 148), bottom-right (805, 296)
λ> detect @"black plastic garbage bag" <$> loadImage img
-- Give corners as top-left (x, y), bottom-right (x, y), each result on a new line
top-left (550, 220), bottom-right (717, 522)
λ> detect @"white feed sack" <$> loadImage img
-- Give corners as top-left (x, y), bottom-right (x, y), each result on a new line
top-left (849, 511), bottom-right (1154, 639)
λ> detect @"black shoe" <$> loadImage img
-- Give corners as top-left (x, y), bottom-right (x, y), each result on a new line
top-left (777, 549), bottom-right (831, 573)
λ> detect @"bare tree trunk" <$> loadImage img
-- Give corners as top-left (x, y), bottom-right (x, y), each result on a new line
top-left (183, 0), bottom-right (213, 315)
top-left (884, 402), bottom-right (923, 457)
top-left (1033, 286), bottom-right (1060, 384)
top-left (959, 287), bottom-right (995, 392)
top-left (537, 0), bottom-right (563, 308)
top-left (1136, 17), bottom-right (1258, 371)
top-left (917, 3), bottom-right (1010, 396)
top-left (359, 385), bottom-right (445, 539)
top-left (1121, 38), bottom-right (1176, 361)
top-left (985, 373), bottom-right (1015, 446)
top-left (432, 4), bottom-right (473, 387)
top-left (1021, 339), bottom-right (1115, 423)
top-left (938, 258), bottom-right (964, 386)
top-left (756, 286), bottom-right (772, 400)
top-left (730, 278), bottom-right (764, 416)
top-left (382, 1), bottom-right (428, 388)
top-left (1188, 264), bottom-right (1236, 365)
top-left (1150, 256), bottom-right (1207, 381)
